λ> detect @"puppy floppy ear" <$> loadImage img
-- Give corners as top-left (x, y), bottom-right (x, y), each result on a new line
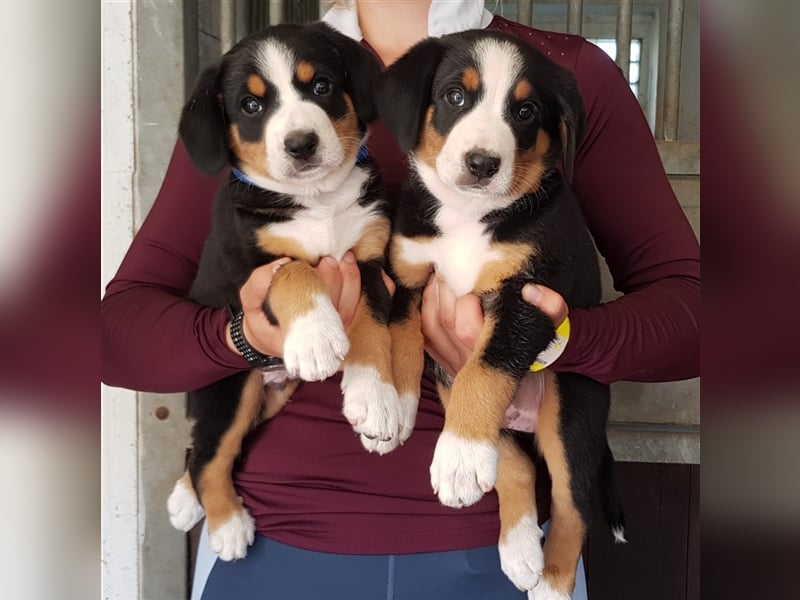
top-left (376, 38), bottom-right (446, 154)
top-left (179, 64), bottom-right (228, 174)
top-left (307, 22), bottom-right (381, 124)
top-left (555, 73), bottom-right (585, 184)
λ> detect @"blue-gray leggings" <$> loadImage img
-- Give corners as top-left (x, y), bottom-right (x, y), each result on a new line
top-left (193, 523), bottom-right (588, 600)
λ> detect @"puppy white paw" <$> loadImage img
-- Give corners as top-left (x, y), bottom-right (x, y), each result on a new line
top-left (283, 295), bottom-right (349, 381)
top-left (167, 476), bottom-right (205, 532)
top-left (528, 578), bottom-right (571, 600)
top-left (429, 431), bottom-right (498, 508)
top-left (499, 514), bottom-right (544, 591)
top-left (341, 365), bottom-right (402, 454)
top-left (208, 509), bottom-right (255, 561)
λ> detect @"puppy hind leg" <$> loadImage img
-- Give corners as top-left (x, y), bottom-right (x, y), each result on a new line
top-left (496, 434), bottom-right (544, 593)
top-left (191, 370), bottom-right (265, 561)
top-left (532, 372), bottom-right (586, 600)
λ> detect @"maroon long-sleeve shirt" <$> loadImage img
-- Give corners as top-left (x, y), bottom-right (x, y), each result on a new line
top-left (102, 17), bottom-right (699, 554)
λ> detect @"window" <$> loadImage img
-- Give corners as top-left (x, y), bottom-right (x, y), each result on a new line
top-left (588, 38), bottom-right (643, 99)
top-left (487, 2), bottom-right (660, 132)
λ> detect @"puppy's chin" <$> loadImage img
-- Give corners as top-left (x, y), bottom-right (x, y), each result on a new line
top-left (274, 157), bottom-right (347, 184)
top-left (443, 171), bottom-right (514, 203)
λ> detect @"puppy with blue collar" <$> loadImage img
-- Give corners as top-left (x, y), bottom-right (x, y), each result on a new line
top-left (166, 23), bottom-right (408, 562)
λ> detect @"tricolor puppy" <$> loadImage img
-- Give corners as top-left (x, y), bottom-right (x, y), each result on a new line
top-left (166, 23), bottom-right (409, 561)
top-left (378, 31), bottom-right (625, 599)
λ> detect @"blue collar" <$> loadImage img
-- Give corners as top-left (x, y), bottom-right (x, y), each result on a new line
top-left (231, 145), bottom-right (370, 188)
top-left (231, 167), bottom-right (258, 186)
top-left (355, 144), bottom-right (370, 165)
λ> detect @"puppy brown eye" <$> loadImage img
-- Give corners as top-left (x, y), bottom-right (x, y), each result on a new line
top-left (241, 96), bottom-right (263, 114)
top-left (517, 103), bottom-right (536, 121)
top-left (446, 88), bottom-right (465, 107)
top-left (313, 78), bottom-right (331, 96)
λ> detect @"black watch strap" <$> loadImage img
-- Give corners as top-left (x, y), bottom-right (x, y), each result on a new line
top-left (229, 309), bottom-right (285, 370)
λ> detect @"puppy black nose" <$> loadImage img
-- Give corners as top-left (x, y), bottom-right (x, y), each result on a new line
top-left (465, 150), bottom-right (501, 180)
top-left (284, 131), bottom-right (319, 160)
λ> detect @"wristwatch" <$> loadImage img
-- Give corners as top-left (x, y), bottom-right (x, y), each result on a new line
top-left (229, 309), bottom-right (285, 371)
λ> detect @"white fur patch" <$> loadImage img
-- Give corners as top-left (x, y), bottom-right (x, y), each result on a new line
top-left (430, 38), bottom-right (523, 201)
top-left (612, 525), bottom-right (628, 544)
top-left (396, 201), bottom-right (499, 297)
top-left (341, 365), bottom-right (402, 454)
top-left (430, 430), bottom-right (499, 507)
top-left (282, 294), bottom-right (349, 381)
top-left (260, 167), bottom-right (377, 260)
top-left (167, 476), bottom-right (205, 532)
top-left (528, 577), bottom-right (571, 600)
top-left (499, 513), bottom-right (544, 591)
top-left (208, 509), bottom-right (256, 562)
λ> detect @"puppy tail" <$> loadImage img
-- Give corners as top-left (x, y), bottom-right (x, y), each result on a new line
top-left (599, 444), bottom-right (627, 544)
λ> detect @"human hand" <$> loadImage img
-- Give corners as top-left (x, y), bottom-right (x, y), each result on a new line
top-left (226, 252), bottom-right (365, 358)
top-left (421, 277), bottom-right (569, 375)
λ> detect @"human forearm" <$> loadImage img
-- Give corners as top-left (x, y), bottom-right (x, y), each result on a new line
top-left (101, 285), bottom-right (248, 393)
top-left (554, 274), bottom-right (699, 384)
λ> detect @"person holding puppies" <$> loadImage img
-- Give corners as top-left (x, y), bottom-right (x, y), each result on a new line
top-left (102, 1), bottom-right (699, 598)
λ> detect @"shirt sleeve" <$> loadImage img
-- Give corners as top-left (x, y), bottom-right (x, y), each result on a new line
top-left (553, 41), bottom-right (700, 384)
top-left (101, 141), bottom-right (250, 393)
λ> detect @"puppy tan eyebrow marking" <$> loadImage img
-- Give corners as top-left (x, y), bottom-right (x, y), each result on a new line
top-left (296, 61), bottom-right (315, 83)
top-left (462, 67), bottom-right (480, 92)
top-left (247, 74), bottom-right (267, 97)
top-left (514, 79), bottom-right (532, 101)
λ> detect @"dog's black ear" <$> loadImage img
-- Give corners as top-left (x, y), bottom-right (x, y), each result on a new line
top-left (555, 72), bottom-right (585, 184)
top-left (308, 22), bottom-right (381, 124)
top-left (179, 64), bottom-right (228, 174)
top-left (376, 38), bottom-right (446, 153)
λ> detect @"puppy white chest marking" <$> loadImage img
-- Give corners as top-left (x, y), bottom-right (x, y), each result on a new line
top-left (263, 168), bottom-right (374, 260)
top-left (399, 206), bottom-right (499, 297)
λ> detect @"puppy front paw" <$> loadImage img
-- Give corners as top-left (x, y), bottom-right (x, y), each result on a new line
top-left (429, 431), bottom-right (498, 508)
top-left (282, 295), bottom-right (349, 381)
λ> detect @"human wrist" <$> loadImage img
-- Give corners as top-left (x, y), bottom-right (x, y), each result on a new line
top-left (228, 308), bottom-right (284, 370)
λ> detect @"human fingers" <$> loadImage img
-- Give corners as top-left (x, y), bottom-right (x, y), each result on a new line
top-left (421, 276), bottom-right (458, 376)
top-left (381, 270), bottom-right (396, 297)
top-left (521, 283), bottom-right (569, 326)
top-left (317, 256), bottom-right (344, 308)
top-left (337, 252), bottom-right (361, 328)
top-left (435, 278), bottom-right (477, 368)
top-left (453, 293), bottom-right (484, 350)
top-left (237, 258), bottom-right (292, 356)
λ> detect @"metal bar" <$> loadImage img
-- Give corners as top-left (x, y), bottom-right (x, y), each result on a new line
top-left (234, 0), bottom-right (250, 41)
top-left (615, 0), bottom-right (633, 81)
top-left (663, 0), bottom-right (684, 140)
top-left (269, 0), bottom-right (283, 25)
top-left (219, 0), bottom-right (237, 53)
top-left (517, 0), bottom-right (532, 27)
top-left (566, 0), bottom-right (583, 35)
